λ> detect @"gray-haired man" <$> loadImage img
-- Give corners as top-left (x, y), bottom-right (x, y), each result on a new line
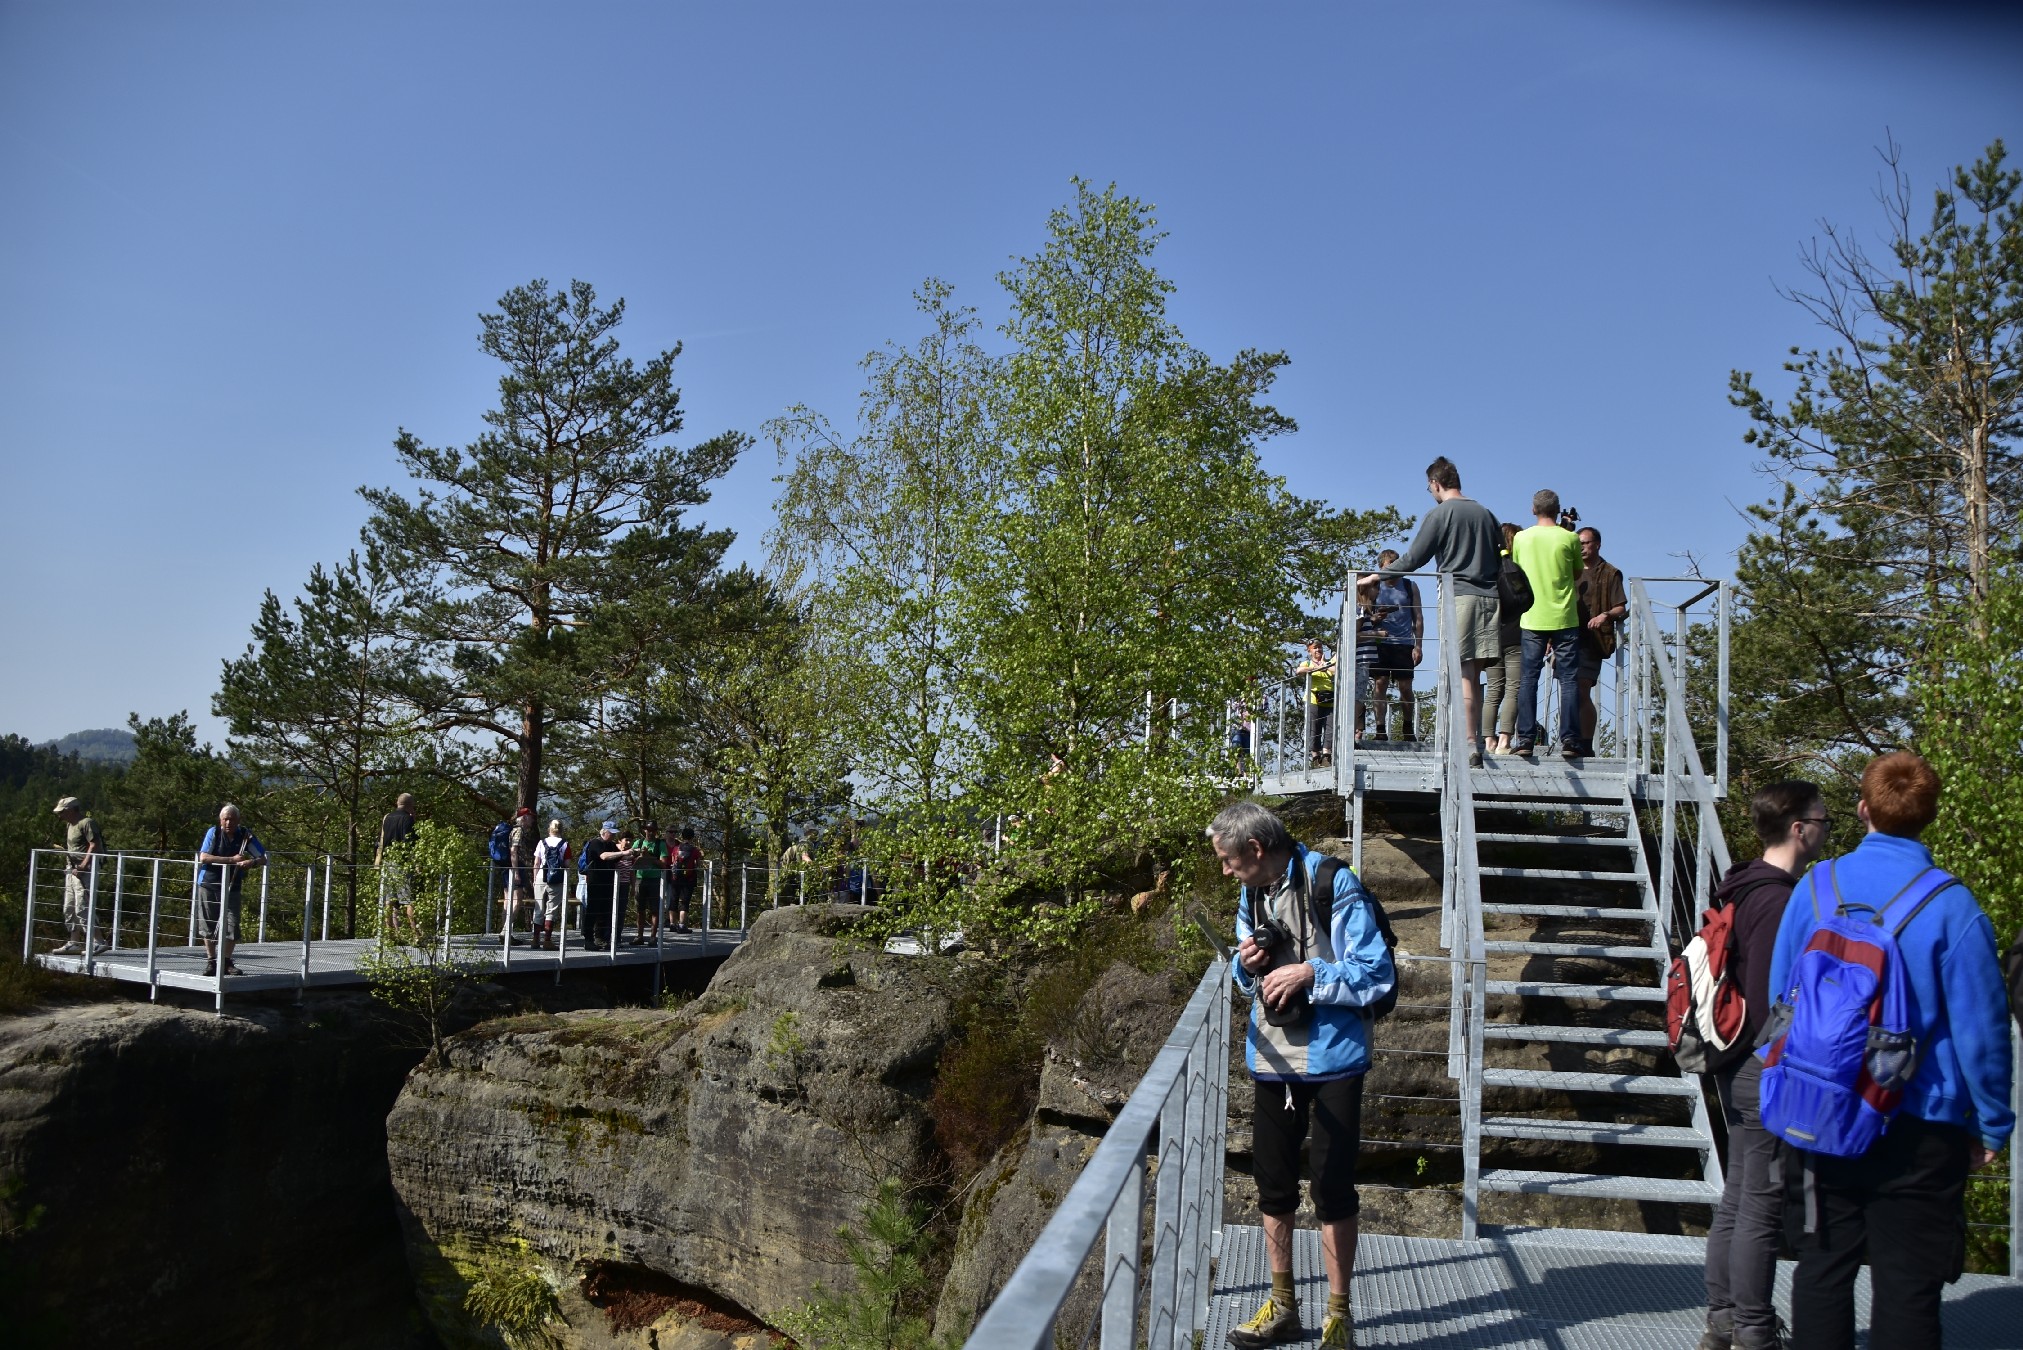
top-left (1210, 800), bottom-right (1394, 1350)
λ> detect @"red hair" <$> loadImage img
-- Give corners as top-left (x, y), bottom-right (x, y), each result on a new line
top-left (1861, 751), bottom-right (1941, 837)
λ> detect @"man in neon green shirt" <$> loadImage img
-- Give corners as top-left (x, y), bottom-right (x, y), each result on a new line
top-left (1509, 489), bottom-right (1584, 761)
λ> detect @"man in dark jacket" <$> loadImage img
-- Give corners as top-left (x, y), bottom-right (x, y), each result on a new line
top-left (1700, 779), bottom-right (1827, 1350)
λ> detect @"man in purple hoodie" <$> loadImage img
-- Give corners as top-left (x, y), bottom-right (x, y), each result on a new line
top-left (1700, 779), bottom-right (1828, 1350)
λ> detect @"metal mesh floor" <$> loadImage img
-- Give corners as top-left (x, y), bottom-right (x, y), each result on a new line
top-left (1206, 1224), bottom-right (2023, 1349)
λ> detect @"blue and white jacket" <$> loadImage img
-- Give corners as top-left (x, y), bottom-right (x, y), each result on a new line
top-left (1230, 844), bottom-right (1394, 1082)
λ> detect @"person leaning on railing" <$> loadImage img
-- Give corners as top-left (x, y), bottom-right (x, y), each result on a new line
top-left (196, 803), bottom-right (267, 977)
top-left (1356, 455), bottom-right (1504, 768)
top-left (1210, 801), bottom-right (1395, 1350)
top-left (1292, 640), bottom-right (1337, 766)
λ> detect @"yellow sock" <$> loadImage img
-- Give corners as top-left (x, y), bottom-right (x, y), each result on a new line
top-left (1271, 1270), bottom-right (1294, 1303)
top-left (1326, 1292), bottom-right (1351, 1317)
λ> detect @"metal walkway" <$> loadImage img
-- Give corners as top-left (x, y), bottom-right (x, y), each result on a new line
top-left (33, 929), bottom-right (743, 997)
top-left (1208, 1224), bottom-right (2023, 1349)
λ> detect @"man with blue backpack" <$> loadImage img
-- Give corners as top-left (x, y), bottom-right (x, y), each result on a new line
top-left (1211, 801), bottom-right (1396, 1350)
top-left (1758, 751), bottom-right (2013, 1350)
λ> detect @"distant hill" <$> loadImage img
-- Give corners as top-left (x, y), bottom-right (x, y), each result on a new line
top-left (44, 728), bottom-right (139, 764)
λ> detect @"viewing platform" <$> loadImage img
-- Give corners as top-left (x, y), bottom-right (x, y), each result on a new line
top-left (1210, 1225), bottom-right (2022, 1348)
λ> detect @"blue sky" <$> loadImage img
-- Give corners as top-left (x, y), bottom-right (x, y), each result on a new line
top-left (2, 1), bottom-right (2017, 745)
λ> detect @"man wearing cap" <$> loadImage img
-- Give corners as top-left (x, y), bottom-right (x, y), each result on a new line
top-left (581, 821), bottom-right (626, 948)
top-left (51, 796), bottom-right (106, 954)
top-left (633, 821), bottom-right (669, 945)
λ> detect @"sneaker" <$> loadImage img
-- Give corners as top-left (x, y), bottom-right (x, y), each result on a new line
top-left (1320, 1311), bottom-right (1355, 1349)
top-left (674, 924), bottom-right (692, 934)
top-left (1561, 744), bottom-right (1581, 763)
top-left (1227, 1297), bottom-right (1301, 1348)
top-left (1509, 739), bottom-right (1535, 758)
top-left (52, 941), bottom-right (81, 955)
top-left (1466, 749), bottom-right (1482, 768)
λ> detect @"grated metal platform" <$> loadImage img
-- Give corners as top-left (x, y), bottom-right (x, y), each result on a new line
top-left (1207, 1224), bottom-right (2023, 1349)
top-left (33, 929), bottom-right (743, 996)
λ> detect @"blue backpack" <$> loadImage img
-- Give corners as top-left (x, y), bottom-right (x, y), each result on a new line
top-left (488, 821), bottom-right (512, 864)
top-left (1758, 862), bottom-right (1959, 1158)
top-left (542, 838), bottom-right (570, 885)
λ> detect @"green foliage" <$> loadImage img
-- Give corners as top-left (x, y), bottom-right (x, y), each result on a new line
top-left (361, 278), bottom-right (748, 815)
top-left (774, 1178), bottom-right (955, 1350)
top-left (114, 712), bottom-right (241, 855)
top-left (1914, 568), bottom-right (2023, 941)
top-left (357, 820), bottom-right (494, 1063)
top-left (459, 1238), bottom-right (561, 1349)
top-left (1727, 138), bottom-right (2023, 764)
top-left (769, 184), bottom-right (1403, 950)
top-left (765, 1009), bottom-right (806, 1067)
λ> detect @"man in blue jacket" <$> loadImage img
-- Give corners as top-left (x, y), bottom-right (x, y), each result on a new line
top-left (1209, 801), bottom-right (1394, 1350)
top-left (1764, 751), bottom-right (2013, 1350)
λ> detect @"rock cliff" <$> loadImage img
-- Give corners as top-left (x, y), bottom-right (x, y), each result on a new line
top-left (386, 905), bottom-right (961, 1348)
top-left (0, 994), bottom-right (438, 1350)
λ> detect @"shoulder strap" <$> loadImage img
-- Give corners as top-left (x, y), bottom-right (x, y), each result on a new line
top-left (1883, 868), bottom-right (1960, 937)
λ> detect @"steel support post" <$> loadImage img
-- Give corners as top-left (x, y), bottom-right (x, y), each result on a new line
top-left (145, 858), bottom-right (161, 998)
top-left (1658, 680), bottom-right (1680, 936)
top-left (321, 860), bottom-right (332, 941)
top-left (1100, 1151), bottom-right (1145, 1350)
top-left (1177, 1038), bottom-right (1208, 1337)
top-left (555, 885), bottom-right (570, 985)
top-left (83, 855), bottom-right (101, 976)
top-left (22, 851), bottom-right (36, 960)
top-left (111, 852), bottom-right (126, 950)
top-left (1147, 1085), bottom-right (1184, 1350)
top-left (702, 862), bottom-right (713, 938)
top-left (740, 864), bottom-right (749, 932)
top-left (1716, 581), bottom-right (1732, 796)
top-left (1460, 957), bottom-right (1487, 1241)
top-left (257, 865), bottom-right (269, 944)
top-left (299, 866), bottom-right (314, 996)
top-left (500, 874), bottom-right (513, 970)
top-left (2011, 1024), bottom-right (2021, 1280)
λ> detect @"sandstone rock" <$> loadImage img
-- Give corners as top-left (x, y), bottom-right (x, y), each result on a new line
top-left (0, 994), bottom-right (437, 1350)
top-left (387, 905), bottom-right (957, 1347)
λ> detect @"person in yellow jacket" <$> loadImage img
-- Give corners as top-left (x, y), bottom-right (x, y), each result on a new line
top-left (1293, 639), bottom-right (1337, 765)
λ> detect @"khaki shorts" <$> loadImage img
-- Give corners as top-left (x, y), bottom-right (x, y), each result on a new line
top-left (1452, 592), bottom-right (1504, 664)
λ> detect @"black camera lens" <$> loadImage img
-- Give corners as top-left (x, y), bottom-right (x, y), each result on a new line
top-left (1251, 918), bottom-right (1287, 951)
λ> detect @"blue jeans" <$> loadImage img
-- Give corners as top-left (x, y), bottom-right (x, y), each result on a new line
top-left (1516, 627), bottom-right (1580, 748)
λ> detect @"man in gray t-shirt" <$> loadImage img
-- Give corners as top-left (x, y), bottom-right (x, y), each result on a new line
top-left (1357, 456), bottom-right (1504, 766)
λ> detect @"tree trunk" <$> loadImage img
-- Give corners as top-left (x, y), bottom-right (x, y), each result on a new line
top-left (518, 699), bottom-right (545, 814)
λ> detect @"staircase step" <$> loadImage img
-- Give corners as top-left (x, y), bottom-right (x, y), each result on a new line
top-left (1475, 833), bottom-right (1635, 846)
top-left (1480, 1117), bottom-right (1712, 1149)
top-left (1483, 940), bottom-right (1666, 959)
top-left (1481, 1024), bottom-right (1670, 1047)
top-left (1486, 980), bottom-right (1667, 1002)
top-left (1483, 1067), bottom-right (1699, 1096)
top-left (1482, 903), bottom-right (1655, 922)
top-left (1479, 866), bottom-right (1646, 882)
top-left (1478, 1169), bottom-right (1721, 1204)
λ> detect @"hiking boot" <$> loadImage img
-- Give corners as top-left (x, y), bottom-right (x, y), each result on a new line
top-left (1227, 1297), bottom-right (1301, 1348)
top-left (1561, 743), bottom-right (1581, 763)
top-left (1697, 1309), bottom-right (1733, 1350)
top-left (1320, 1311), bottom-right (1355, 1349)
top-left (1466, 748), bottom-right (1483, 768)
top-left (1734, 1320), bottom-right (1787, 1350)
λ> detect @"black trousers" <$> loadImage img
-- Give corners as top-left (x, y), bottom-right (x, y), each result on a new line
top-left (1786, 1114), bottom-right (1971, 1350)
top-left (1251, 1076), bottom-right (1363, 1221)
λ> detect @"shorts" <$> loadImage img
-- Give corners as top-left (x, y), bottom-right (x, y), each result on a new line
top-left (671, 875), bottom-right (697, 909)
top-left (505, 865), bottom-right (534, 898)
top-left (534, 878), bottom-right (562, 922)
top-left (1371, 642), bottom-right (1416, 678)
top-left (1579, 649), bottom-right (1604, 683)
top-left (1251, 1075), bottom-right (1364, 1221)
top-left (196, 880), bottom-right (242, 942)
top-left (1451, 591), bottom-right (1504, 664)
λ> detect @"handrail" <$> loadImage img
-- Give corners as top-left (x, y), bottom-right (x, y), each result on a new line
top-left (1433, 575), bottom-right (1490, 1239)
top-left (964, 956), bottom-right (1231, 1350)
top-left (1627, 580), bottom-right (1733, 941)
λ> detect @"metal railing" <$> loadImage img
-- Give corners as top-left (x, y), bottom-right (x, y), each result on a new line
top-left (963, 957), bottom-right (1231, 1350)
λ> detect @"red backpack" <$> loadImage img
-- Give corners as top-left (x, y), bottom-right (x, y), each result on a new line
top-left (1667, 895), bottom-right (1751, 1074)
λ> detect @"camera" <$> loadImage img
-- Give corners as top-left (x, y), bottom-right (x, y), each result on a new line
top-left (1246, 916), bottom-right (1312, 1027)
top-left (1559, 506), bottom-right (1581, 530)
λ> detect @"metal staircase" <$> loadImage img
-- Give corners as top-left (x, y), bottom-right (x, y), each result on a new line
top-left (1259, 571), bottom-right (1737, 1238)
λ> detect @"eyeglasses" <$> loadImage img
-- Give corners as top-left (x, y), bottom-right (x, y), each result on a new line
top-left (1799, 815), bottom-right (1832, 830)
